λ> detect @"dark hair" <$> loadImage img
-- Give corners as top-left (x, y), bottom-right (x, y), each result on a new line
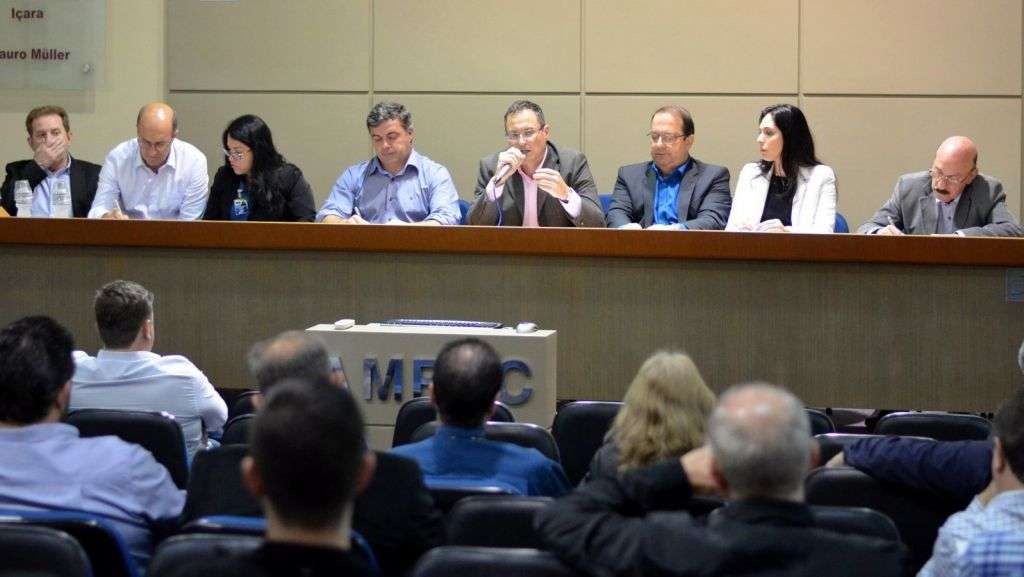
top-left (222, 114), bottom-right (287, 215)
top-left (366, 101), bottom-right (413, 132)
top-left (994, 388), bottom-right (1024, 482)
top-left (652, 105), bottom-right (694, 137)
top-left (251, 379), bottom-right (365, 530)
top-left (758, 104), bottom-right (821, 181)
top-left (25, 105), bottom-right (70, 135)
top-left (248, 331), bottom-right (333, 394)
top-left (94, 280), bottom-right (153, 348)
top-left (504, 100), bottom-right (546, 128)
top-left (432, 338), bottom-right (503, 427)
top-left (0, 316), bottom-right (75, 424)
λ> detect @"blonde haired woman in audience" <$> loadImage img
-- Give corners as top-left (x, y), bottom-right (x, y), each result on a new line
top-left (586, 351), bottom-right (716, 482)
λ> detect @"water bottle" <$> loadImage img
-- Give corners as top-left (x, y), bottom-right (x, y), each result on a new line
top-left (52, 179), bottom-right (72, 218)
top-left (14, 180), bottom-right (33, 217)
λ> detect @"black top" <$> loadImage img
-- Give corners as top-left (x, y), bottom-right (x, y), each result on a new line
top-left (166, 541), bottom-right (373, 577)
top-left (203, 163), bottom-right (316, 222)
top-left (759, 174), bottom-right (795, 226)
top-left (1, 158), bottom-right (101, 217)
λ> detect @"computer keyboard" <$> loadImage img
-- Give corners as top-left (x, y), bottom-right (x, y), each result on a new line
top-left (381, 319), bottom-right (503, 329)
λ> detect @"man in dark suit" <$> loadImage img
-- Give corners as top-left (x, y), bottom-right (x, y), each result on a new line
top-left (1, 105), bottom-right (100, 217)
top-left (469, 100), bottom-right (605, 227)
top-left (537, 383), bottom-right (904, 577)
top-left (858, 136), bottom-right (1022, 237)
top-left (607, 105), bottom-right (731, 230)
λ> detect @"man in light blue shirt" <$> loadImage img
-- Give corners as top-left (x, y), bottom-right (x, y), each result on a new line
top-left (317, 102), bottom-right (460, 225)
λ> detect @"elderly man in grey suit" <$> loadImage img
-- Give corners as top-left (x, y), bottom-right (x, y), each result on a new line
top-left (607, 105), bottom-right (731, 230)
top-left (858, 136), bottom-right (1022, 237)
top-left (469, 100), bottom-right (604, 227)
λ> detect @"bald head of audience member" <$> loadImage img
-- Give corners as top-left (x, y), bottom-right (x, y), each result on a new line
top-left (247, 331), bottom-right (342, 407)
top-left (242, 378), bottom-right (375, 547)
top-left (430, 337), bottom-right (503, 428)
top-left (930, 136), bottom-right (979, 204)
top-left (136, 102), bottom-right (178, 171)
top-left (706, 383), bottom-right (816, 502)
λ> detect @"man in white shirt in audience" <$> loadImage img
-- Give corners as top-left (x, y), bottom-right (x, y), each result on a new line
top-left (88, 102), bottom-right (209, 219)
top-left (71, 280), bottom-right (227, 459)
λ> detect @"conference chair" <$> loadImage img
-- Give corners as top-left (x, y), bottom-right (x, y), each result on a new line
top-left (65, 408), bottom-right (189, 489)
top-left (428, 486), bottom-right (514, 515)
top-left (805, 466), bottom-right (964, 573)
top-left (550, 401), bottom-right (622, 486)
top-left (412, 546), bottom-right (579, 577)
top-left (227, 390), bottom-right (259, 420)
top-left (806, 408), bottom-right (836, 436)
top-left (181, 445), bottom-right (258, 525)
top-left (0, 508), bottom-right (139, 577)
top-left (875, 411), bottom-right (992, 441)
top-left (447, 495), bottom-right (554, 549)
top-left (599, 194), bottom-right (613, 215)
top-left (392, 396), bottom-right (515, 448)
top-left (458, 199), bottom-right (471, 224)
top-left (220, 413), bottom-right (255, 445)
top-left (708, 503), bottom-right (898, 542)
top-left (834, 212), bottom-right (850, 233)
top-left (148, 534), bottom-right (262, 577)
top-left (0, 524), bottom-right (92, 577)
top-left (411, 421), bottom-right (560, 462)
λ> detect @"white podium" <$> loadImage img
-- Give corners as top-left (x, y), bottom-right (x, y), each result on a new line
top-left (307, 323), bottom-right (557, 450)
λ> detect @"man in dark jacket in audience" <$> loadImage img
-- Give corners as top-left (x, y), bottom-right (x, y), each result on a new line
top-left (537, 383), bottom-right (904, 577)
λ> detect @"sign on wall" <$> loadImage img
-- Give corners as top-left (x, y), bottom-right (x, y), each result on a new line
top-left (0, 0), bottom-right (105, 89)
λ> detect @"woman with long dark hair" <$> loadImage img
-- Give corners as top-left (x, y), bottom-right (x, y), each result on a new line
top-left (726, 104), bottom-right (837, 233)
top-left (204, 114), bottom-right (315, 222)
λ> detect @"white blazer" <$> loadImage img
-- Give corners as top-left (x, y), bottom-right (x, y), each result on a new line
top-left (726, 163), bottom-right (837, 233)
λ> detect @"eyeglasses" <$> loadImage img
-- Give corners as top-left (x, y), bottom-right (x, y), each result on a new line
top-left (223, 148), bottom-right (249, 161)
top-left (506, 128), bottom-right (541, 142)
top-left (928, 169), bottom-right (973, 186)
top-left (647, 132), bottom-right (686, 144)
top-left (139, 138), bottom-right (172, 152)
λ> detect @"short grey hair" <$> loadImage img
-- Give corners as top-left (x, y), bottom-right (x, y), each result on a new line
top-left (248, 331), bottom-right (333, 394)
top-left (366, 101), bottom-right (412, 132)
top-left (708, 382), bottom-right (811, 500)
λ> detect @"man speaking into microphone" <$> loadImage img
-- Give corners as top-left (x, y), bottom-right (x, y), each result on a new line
top-left (468, 100), bottom-right (605, 227)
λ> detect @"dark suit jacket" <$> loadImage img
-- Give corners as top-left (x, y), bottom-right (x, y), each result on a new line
top-left (1, 158), bottom-right (101, 217)
top-left (468, 141), bottom-right (605, 227)
top-left (203, 163), bottom-right (316, 222)
top-left (537, 460), bottom-right (905, 577)
top-left (858, 171), bottom-right (1023, 237)
top-left (606, 158), bottom-right (731, 229)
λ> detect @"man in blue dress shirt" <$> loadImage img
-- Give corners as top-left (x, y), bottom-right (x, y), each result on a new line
top-left (391, 338), bottom-right (570, 497)
top-left (317, 102), bottom-right (461, 225)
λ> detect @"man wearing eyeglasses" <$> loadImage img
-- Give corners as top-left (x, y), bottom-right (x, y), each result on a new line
top-left (468, 100), bottom-right (604, 227)
top-left (88, 102), bottom-right (209, 220)
top-left (858, 136), bottom-right (1022, 236)
top-left (606, 105), bottom-right (731, 230)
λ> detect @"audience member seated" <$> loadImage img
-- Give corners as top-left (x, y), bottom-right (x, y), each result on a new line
top-left (585, 351), bottom-right (715, 483)
top-left (0, 316), bottom-right (183, 570)
top-left (537, 383), bottom-right (904, 577)
top-left (203, 114), bottom-right (315, 222)
top-left (88, 102), bottom-right (208, 220)
top-left (391, 337), bottom-right (570, 496)
top-left (1, 105), bottom-right (100, 217)
top-left (71, 280), bottom-right (227, 459)
top-left (858, 136), bottom-right (1023, 237)
top-left (726, 104), bottom-right (837, 233)
top-left (316, 101), bottom-right (460, 225)
top-left (247, 330), bottom-right (444, 577)
top-left (166, 379), bottom-right (377, 577)
top-left (606, 105), bottom-right (731, 230)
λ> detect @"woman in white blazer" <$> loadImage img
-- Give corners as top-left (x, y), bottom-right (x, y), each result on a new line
top-left (726, 104), bottom-right (836, 233)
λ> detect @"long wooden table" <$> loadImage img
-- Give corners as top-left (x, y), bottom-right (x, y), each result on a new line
top-left (2, 218), bottom-right (1022, 413)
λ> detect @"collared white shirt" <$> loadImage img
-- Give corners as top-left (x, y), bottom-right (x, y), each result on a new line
top-left (71, 349), bottom-right (228, 458)
top-left (88, 137), bottom-right (209, 219)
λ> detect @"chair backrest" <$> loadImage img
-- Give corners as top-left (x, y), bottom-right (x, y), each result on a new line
top-left (875, 411), bottom-right (992, 441)
top-left (220, 414), bottom-right (255, 445)
top-left (413, 546), bottom-right (577, 577)
top-left (182, 445), bottom-right (259, 524)
top-left (0, 508), bottom-right (138, 577)
top-left (148, 534), bottom-right (262, 577)
top-left (599, 194), bottom-right (613, 215)
top-left (551, 401), bottom-right (622, 485)
top-left (458, 199), bottom-right (471, 224)
top-left (447, 495), bottom-right (553, 548)
top-left (834, 212), bottom-right (850, 233)
top-left (228, 390), bottom-right (259, 421)
top-left (805, 466), bottom-right (963, 573)
top-left (0, 524), bottom-right (93, 577)
top-left (411, 421), bottom-right (560, 462)
top-left (428, 486), bottom-right (513, 515)
top-left (707, 503), bottom-right (899, 542)
top-left (806, 408), bottom-right (836, 436)
top-left (392, 396), bottom-right (515, 448)
top-left (65, 408), bottom-right (189, 489)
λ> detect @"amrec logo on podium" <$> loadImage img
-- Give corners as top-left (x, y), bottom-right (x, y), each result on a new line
top-left (343, 357), bottom-right (534, 406)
